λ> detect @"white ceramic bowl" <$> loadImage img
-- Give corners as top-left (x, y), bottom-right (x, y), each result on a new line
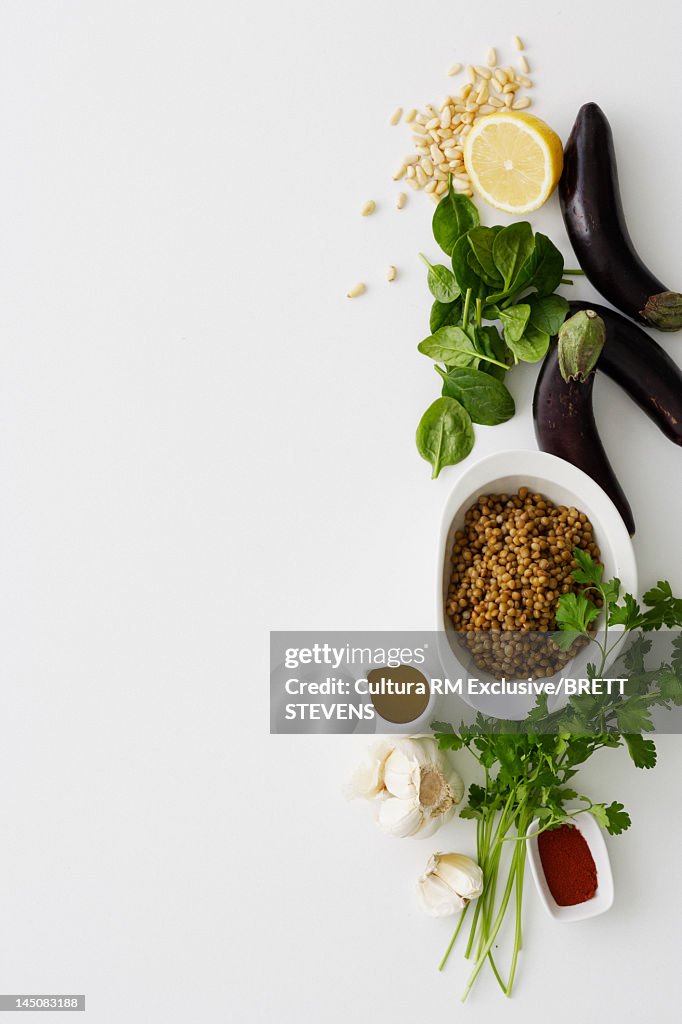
top-left (436, 449), bottom-right (637, 719)
top-left (526, 811), bottom-right (614, 921)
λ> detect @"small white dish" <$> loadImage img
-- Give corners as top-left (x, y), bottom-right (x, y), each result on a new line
top-left (526, 811), bottom-right (614, 921)
top-left (436, 449), bottom-right (638, 719)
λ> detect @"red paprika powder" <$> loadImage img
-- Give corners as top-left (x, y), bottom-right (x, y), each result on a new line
top-left (537, 823), bottom-right (598, 906)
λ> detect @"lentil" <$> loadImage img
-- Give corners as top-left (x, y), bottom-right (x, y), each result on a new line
top-left (447, 488), bottom-right (602, 678)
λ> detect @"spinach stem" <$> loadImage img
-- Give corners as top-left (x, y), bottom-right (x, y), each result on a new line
top-left (418, 252), bottom-right (433, 269)
top-left (562, 268), bottom-right (585, 275)
top-left (463, 287), bottom-right (472, 326)
top-left (560, 278), bottom-right (575, 286)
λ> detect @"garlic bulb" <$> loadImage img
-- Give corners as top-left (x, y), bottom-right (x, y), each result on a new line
top-left (345, 736), bottom-right (464, 839)
top-left (417, 853), bottom-right (484, 917)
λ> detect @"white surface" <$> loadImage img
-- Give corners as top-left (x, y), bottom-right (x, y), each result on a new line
top-left (435, 449), bottom-right (637, 717)
top-left (0, 1), bottom-right (681, 1022)
top-left (526, 812), bottom-right (614, 921)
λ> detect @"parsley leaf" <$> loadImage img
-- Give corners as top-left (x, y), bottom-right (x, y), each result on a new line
top-left (571, 548), bottom-right (603, 586)
top-left (624, 734), bottom-right (657, 769)
top-left (555, 591), bottom-right (600, 636)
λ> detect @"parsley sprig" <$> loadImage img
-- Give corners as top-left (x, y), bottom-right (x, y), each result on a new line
top-left (432, 550), bottom-right (682, 1001)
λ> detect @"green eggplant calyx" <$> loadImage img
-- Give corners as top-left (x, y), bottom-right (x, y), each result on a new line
top-left (642, 291), bottom-right (682, 332)
top-left (558, 309), bottom-right (606, 383)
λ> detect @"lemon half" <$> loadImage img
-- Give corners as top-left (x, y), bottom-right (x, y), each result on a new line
top-left (463, 112), bottom-right (564, 214)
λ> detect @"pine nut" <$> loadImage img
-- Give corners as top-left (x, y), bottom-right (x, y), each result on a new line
top-left (516, 74), bottom-right (532, 87)
top-left (392, 164), bottom-right (406, 180)
top-left (415, 164), bottom-right (427, 186)
top-left (428, 191), bottom-right (440, 204)
top-left (512, 96), bottom-right (531, 109)
top-left (444, 146), bottom-right (459, 159)
top-left (447, 62), bottom-right (463, 76)
top-left (405, 108), bottom-right (417, 123)
top-left (461, 112), bottom-right (474, 124)
top-left (489, 95), bottom-right (504, 107)
top-left (430, 143), bottom-right (441, 161)
top-left (513, 35), bottom-right (524, 50)
top-left (415, 113), bottom-right (429, 125)
top-left (425, 117), bottom-right (439, 130)
top-left (404, 153), bottom-right (419, 165)
top-left (440, 106), bottom-right (452, 128)
top-left (389, 107), bottom-right (403, 126)
top-left (425, 104), bottom-right (439, 117)
top-left (387, 265), bottom-right (397, 282)
top-left (435, 181), bottom-right (448, 195)
top-left (434, 169), bottom-right (449, 181)
top-left (476, 82), bottom-right (489, 103)
top-left (477, 104), bottom-right (495, 115)
top-left (406, 177), bottom-right (419, 190)
top-left (415, 145), bottom-right (429, 155)
top-left (504, 92), bottom-right (514, 107)
top-left (486, 47), bottom-right (497, 66)
top-left (360, 199), bottom-right (376, 216)
top-left (503, 82), bottom-right (520, 93)
top-left (494, 69), bottom-right (508, 85)
top-left (347, 283), bottom-right (366, 299)
top-left (425, 180), bottom-right (438, 193)
top-left (421, 156), bottom-right (434, 176)
top-left (475, 65), bottom-right (492, 80)
top-left (406, 165), bottom-right (416, 178)
top-left (519, 55), bottom-right (530, 73)
top-left (396, 191), bottom-right (407, 209)
top-left (460, 83), bottom-right (473, 99)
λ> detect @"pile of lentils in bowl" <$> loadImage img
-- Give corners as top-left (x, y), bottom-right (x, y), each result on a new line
top-left (447, 487), bottom-right (602, 679)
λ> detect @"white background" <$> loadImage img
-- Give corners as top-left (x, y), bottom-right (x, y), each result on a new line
top-left (0, 1), bottom-right (681, 1021)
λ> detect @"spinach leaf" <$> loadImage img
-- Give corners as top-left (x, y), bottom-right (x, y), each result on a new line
top-left (467, 226), bottom-right (503, 287)
top-left (420, 254), bottom-right (460, 303)
top-left (532, 233), bottom-right (565, 296)
top-left (490, 303), bottom-right (531, 346)
top-left (452, 235), bottom-right (488, 299)
top-left (436, 366), bottom-right (515, 425)
top-left (508, 321), bottom-right (550, 362)
top-left (416, 397), bottom-right (474, 478)
top-left (527, 293), bottom-right (569, 335)
top-left (492, 222), bottom-right (535, 293)
top-left (430, 298), bottom-right (462, 332)
top-left (432, 185), bottom-right (480, 256)
top-left (418, 326), bottom-right (478, 367)
top-left (475, 325), bottom-right (508, 381)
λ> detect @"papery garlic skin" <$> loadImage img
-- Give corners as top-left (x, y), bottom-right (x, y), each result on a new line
top-left (343, 739), bottom-right (393, 800)
top-left (417, 853), bottom-right (484, 917)
top-left (346, 736), bottom-right (463, 839)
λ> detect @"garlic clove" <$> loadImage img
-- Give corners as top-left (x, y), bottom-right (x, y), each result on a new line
top-left (383, 747), bottom-right (420, 800)
top-left (411, 805), bottom-right (455, 839)
top-left (434, 853), bottom-right (484, 899)
top-left (376, 795), bottom-right (423, 838)
top-left (417, 871), bottom-right (468, 917)
top-left (417, 852), bottom-right (484, 916)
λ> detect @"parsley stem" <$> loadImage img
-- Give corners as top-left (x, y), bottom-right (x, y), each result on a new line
top-left (438, 902), bottom-right (469, 971)
top-left (461, 850), bottom-right (518, 1002)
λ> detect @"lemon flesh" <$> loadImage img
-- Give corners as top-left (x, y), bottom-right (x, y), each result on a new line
top-left (464, 112), bottom-right (564, 214)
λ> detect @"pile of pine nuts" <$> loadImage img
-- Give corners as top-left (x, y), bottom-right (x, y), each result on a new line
top-left (392, 39), bottom-right (534, 202)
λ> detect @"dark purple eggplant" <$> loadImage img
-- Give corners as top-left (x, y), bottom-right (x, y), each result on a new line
top-left (533, 333), bottom-right (636, 536)
top-left (569, 300), bottom-right (682, 445)
top-left (560, 103), bottom-right (682, 332)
